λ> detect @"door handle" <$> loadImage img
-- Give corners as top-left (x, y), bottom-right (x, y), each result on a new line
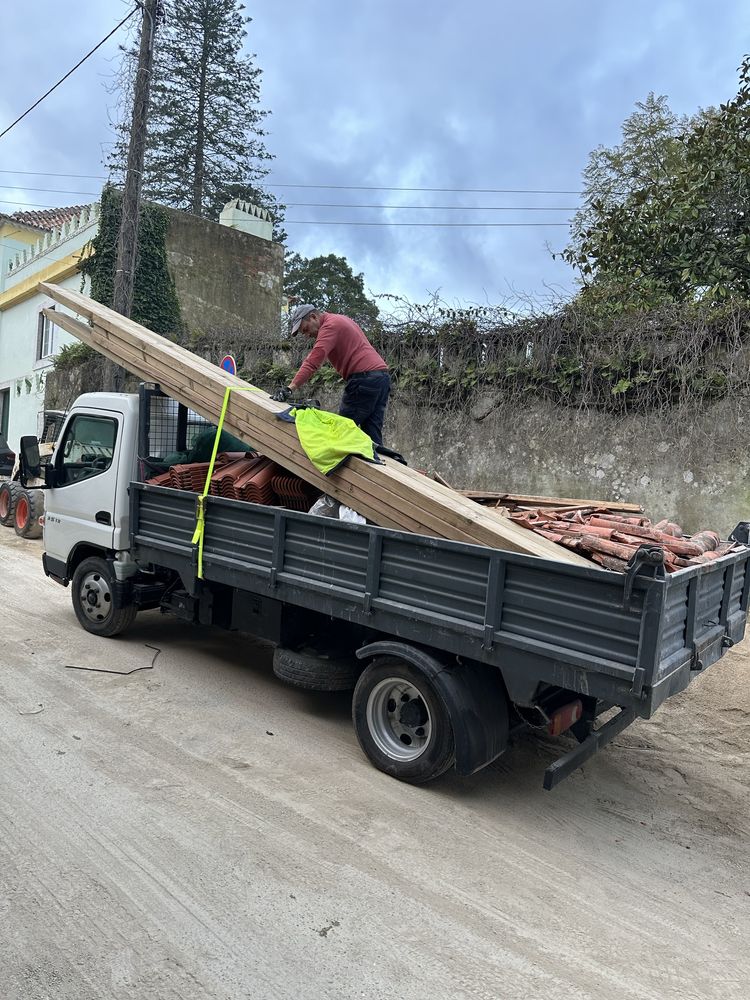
top-left (95, 510), bottom-right (112, 525)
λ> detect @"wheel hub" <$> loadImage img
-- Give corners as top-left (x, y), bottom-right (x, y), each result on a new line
top-left (366, 677), bottom-right (432, 762)
top-left (80, 572), bottom-right (112, 622)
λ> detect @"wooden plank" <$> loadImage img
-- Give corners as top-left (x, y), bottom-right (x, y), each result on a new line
top-left (460, 490), bottom-right (643, 513)
top-left (40, 284), bottom-right (591, 565)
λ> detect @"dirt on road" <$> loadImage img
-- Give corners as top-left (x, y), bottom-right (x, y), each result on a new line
top-left (1, 528), bottom-right (748, 1000)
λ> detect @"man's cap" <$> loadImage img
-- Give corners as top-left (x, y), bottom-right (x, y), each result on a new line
top-left (290, 303), bottom-right (316, 334)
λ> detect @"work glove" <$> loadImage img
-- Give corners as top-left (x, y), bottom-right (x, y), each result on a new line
top-left (270, 385), bottom-right (292, 403)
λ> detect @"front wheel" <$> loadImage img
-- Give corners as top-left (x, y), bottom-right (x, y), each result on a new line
top-left (71, 556), bottom-right (137, 637)
top-left (352, 658), bottom-right (455, 783)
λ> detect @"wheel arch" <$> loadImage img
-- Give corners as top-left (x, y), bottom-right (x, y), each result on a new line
top-left (356, 641), bottom-right (510, 776)
top-left (67, 542), bottom-right (115, 580)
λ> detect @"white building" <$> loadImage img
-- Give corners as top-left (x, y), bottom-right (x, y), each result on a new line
top-left (0, 204), bottom-right (100, 449)
top-left (0, 196), bottom-right (277, 453)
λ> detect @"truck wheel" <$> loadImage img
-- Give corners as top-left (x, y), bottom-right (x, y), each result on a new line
top-left (14, 489), bottom-right (44, 539)
top-left (352, 658), bottom-right (455, 783)
top-left (273, 645), bottom-right (363, 691)
top-left (0, 481), bottom-right (21, 526)
top-left (71, 556), bottom-right (137, 637)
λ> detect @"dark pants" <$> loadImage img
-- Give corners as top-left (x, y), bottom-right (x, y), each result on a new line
top-left (339, 370), bottom-right (391, 447)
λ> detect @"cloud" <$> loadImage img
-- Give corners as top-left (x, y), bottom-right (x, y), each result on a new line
top-left (1, 0), bottom-right (747, 309)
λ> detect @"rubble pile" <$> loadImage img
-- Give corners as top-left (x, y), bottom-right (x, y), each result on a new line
top-left (509, 508), bottom-right (742, 573)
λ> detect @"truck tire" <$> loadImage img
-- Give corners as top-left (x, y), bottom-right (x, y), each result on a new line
top-left (0, 481), bottom-right (21, 526)
top-left (273, 645), bottom-right (362, 691)
top-left (352, 658), bottom-right (455, 784)
top-left (71, 556), bottom-right (137, 637)
top-left (13, 488), bottom-right (44, 539)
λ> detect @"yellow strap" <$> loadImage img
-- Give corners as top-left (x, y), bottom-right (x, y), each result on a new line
top-left (191, 385), bottom-right (260, 578)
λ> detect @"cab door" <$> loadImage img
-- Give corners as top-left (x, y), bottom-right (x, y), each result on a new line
top-left (44, 410), bottom-right (121, 565)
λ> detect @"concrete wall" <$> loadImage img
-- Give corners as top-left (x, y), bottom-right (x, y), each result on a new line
top-left (165, 209), bottom-right (283, 341)
top-left (384, 397), bottom-right (750, 537)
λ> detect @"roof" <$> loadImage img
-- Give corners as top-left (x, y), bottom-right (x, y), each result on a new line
top-left (0, 212), bottom-right (49, 234)
top-left (10, 204), bottom-right (90, 231)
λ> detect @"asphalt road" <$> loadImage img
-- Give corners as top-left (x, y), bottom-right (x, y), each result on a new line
top-left (1, 528), bottom-right (749, 1000)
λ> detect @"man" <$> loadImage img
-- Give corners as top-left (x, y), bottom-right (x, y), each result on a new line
top-left (272, 304), bottom-right (391, 446)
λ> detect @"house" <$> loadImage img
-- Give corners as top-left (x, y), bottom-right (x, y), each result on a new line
top-left (0, 197), bottom-right (282, 454)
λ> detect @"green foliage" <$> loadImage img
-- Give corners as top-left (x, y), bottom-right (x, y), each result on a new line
top-left (562, 58), bottom-right (750, 309)
top-left (52, 342), bottom-right (98, 371)
top-left (109, 0), bottom-right (276, 223)
top-left (81, 184), bottom-right (183, 335)
top-left (284, 253), bottom-right (380, 330)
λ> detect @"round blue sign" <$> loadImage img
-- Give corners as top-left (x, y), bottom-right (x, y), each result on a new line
top-left (220, 354), bottom-right (237, 376)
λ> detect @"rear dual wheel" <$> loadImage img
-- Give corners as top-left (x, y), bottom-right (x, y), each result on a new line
top-left (352, 658), bottom-right (455, 784)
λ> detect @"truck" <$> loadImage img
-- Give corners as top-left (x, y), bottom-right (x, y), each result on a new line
top-left (18, 384), bottom-right (750, 789)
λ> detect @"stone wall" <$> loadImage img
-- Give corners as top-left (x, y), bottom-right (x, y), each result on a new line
top-left (165, 209), bottom-right (283, 341)
top-left (46, 361), bottom-right (749, 537)
top-left (383, 396), bottom-right (750, 536)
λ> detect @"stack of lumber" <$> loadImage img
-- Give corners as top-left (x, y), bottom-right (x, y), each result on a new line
top-left (39, 282), bottom-right (592, 565)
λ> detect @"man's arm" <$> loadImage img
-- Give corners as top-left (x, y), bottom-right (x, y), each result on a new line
top-left (290, 325), bottom-right (336, 390)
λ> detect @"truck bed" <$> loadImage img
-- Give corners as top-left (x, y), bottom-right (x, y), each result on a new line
top-left (130, 483), bottom-right (750, 718)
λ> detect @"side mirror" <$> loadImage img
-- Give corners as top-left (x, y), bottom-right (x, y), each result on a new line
top-left (19, 435), bottom-right (42, 486)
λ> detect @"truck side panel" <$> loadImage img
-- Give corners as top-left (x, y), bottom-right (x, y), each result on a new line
top-left (132, 484), bottom-right (699, 713)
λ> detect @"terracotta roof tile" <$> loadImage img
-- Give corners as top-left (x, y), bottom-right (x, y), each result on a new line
top-left (11, 204), bottom-right (90, 231)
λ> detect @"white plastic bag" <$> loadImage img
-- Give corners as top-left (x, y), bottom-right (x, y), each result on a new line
top-left (339, 504), bottom-right (366, 524)
top-left (308, 494), bottom-right (340, 518)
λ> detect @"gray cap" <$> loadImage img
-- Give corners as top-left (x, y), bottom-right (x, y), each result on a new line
top-left (290, 303), bottom-right (316, 334)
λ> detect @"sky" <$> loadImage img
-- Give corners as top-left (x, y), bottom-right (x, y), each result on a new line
top-left (0, 1), bottom-right (747, 310)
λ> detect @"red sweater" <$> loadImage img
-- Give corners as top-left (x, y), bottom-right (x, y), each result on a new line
top-left (291, 313), bottom-right (387, 389)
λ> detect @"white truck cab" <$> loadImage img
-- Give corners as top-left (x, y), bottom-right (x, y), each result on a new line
top-left (39, 392), bottom-right (140, 583)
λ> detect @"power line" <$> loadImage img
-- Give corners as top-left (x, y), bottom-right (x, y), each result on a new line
top-left (270, 183), bottom-right (583, 195)
top-left (284, 202), bottom-right (576, 211)
top-left (283, 220), bottom-right (570, 227)
top-left (0, 168), bottom-right (583, 195)
top-left (1, 197), bottom-right (570, 227)
top-left (0, 185), bottom-right (101, 197)
top-left (0, 170), bottom-right (109, 179)
top-left (0, 8), bottom-right (138, 142)
top-left (0, 186), bottom-right (578, 211)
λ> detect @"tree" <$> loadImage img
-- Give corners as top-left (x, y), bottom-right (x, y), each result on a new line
top-left (109, 0), bottom-right (277, 225)
top-left (567, 94), bottom-right (688, 264)
top-left (284, 253), bottom-right (380, 329)
top-left (562, 58), bottom-right (750, 308)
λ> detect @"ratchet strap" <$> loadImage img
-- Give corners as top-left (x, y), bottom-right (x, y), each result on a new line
top-left (191, 385), bottom-right (260, 578)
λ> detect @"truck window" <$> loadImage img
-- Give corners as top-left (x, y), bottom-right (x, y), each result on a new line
top-left (57, 415), bottom-right (118, 486)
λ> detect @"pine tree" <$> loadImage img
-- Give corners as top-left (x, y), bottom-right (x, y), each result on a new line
top-left (108, 0), bottom-right (281, 226)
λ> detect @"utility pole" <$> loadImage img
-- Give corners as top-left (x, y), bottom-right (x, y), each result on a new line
top-left (107, 0), bottom-right (160, 391)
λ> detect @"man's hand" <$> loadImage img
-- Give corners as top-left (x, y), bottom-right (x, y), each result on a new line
top-left (270, 385), bottom-right (293, 403)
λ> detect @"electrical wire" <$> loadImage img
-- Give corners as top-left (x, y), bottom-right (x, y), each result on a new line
top-left (271, 183), bottom-right (583, 195)
top-left (1, 197), bottom-right (570, 227)
top-left (282, 220), bottom-right (570, 227)
top-left (0, 168), bottom-right (583, 195)
top-left (0, 8), bottom-right (138, 142)
top-left (0, 186), bottom-right (578, 210)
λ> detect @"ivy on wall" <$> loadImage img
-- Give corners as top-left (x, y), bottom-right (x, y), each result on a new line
top-left (227, 296), bottom-right (750, 415)
top-left (80, 183), bottom-right (183, 336)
